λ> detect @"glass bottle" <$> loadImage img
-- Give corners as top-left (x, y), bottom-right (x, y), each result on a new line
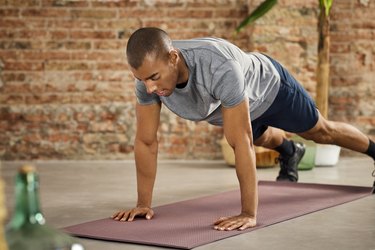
top-left (1, 161), bottom-right (9, 250)
top-left (5, 165), bottom-right (84, 250)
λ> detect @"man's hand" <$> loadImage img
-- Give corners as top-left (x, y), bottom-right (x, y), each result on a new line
top-left (111, 206), bottom-right (154, 222)
top-left (213, 213), bottom-right (256, 231)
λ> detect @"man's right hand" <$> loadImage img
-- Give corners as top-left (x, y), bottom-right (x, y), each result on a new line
top-left (111, 206), bottom-right (154, 222)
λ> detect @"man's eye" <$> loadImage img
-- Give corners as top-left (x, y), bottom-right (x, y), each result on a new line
top-left (151, 77), bottom-right (160, 81)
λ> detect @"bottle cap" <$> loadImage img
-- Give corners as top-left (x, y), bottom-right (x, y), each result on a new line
top-left (19, 165), bottom-right (36, 174)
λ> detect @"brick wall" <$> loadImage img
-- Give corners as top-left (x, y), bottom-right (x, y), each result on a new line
top-left (0, 0), bottom-right (374, 160)
top-left (249, 0), bottom-right (318, 94)
top-left (329, 0), bottom-right (375, 141)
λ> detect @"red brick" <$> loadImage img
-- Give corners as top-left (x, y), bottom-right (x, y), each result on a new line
top-left (65, 41), bottom-right (91, 50)
top-left (23, 112), bottom-right (50, 122)
top-left (2, 83), bottom-right (31, 93)
top-left (4, 62), bottom-right (44, 71)
top-left (5, 0), bottom-right (40, 7)
top-left (357, 116), bottom-right (375, 126)
top-left (97, 62), bottom-right (127, 70)
top-left (44, 62), bottom-right (91, 71)
top-left (71, 9), bottom-right (117, 19)
top-left (2, 73), bottom-right (26, 82)
top-left (167, 10), bottom-right (214, 19)
top-left (0, 41), bottom-right (33, 50)
top-left (21, 8), bottom-right (69, 18)
top-left (49, 31), bottom-right (69, 39)
top-left (96, 19), bottom-right (140, 29)
top-left (20, 51), bottom-right (70, 60)
top-left (70, 31), bottom-right (116, 39)
top-left (0, 9), bottom-right (20, 17)
top-left (23, 134), bottom-right (43, 143)
top-left (119, 144), bottom-right (134, 154)
top-left (0, 19), bottom-right (26, 28)
top-left (71, 51), bottom-right (120, 61)
top-left (42, 0), bottom-right (89, 7)
top-left (47, 19), bottom-right (95, 29)
top-left (48, 133), bottom-right (79, 143)
top-left (0, 50), bottom-right (18, 60)
top-left (214, 8), bottom-right (248, 18)
top-left (119, 9), bottom-right (166, 18)
top-left (92, 0), bottom-right (137, 8)
top-left (93, 40), bottom-right (124, 50)
top-left (1, 29), bottom-right (47, 39)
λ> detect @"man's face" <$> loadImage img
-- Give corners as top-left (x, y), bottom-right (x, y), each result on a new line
top-left (130, 53), bottom-right (178, 97)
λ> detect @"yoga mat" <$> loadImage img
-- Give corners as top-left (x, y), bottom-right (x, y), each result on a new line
top-left (64, 181), bottom-right (372, 249)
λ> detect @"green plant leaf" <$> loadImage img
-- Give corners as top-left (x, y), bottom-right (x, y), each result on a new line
top-left (320, 0), bottom-right (333, 16)
top-left (235, 0), bottom-right (277, 34)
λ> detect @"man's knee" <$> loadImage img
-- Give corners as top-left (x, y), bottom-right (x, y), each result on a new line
top-left (254, 134), bottom-right (267, 146)
top-left (254, 127), bottom-right (285, 148)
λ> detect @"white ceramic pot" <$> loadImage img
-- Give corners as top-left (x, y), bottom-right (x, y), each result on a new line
top-left (315, 144), bottom-right (341, 166)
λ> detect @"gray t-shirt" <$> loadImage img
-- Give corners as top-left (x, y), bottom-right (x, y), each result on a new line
top-left (135, 37), bottom-right (281, 126)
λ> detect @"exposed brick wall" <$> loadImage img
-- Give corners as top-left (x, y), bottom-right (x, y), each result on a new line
top-left (329, 0), bottom-right (375, 141)
top-left (249, 0), bottom-right (319, 94)
top-left (0, 0), bottom-right (374, 160)
top-left (0, 0), bottom-right (249, 160)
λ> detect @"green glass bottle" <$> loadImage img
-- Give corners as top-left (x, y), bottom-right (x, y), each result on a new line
top-left (5, 165), bottom-right (84, 250)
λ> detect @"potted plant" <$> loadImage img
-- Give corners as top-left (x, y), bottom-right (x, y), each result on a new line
top-left (314, 0), bottom-right (341, 166)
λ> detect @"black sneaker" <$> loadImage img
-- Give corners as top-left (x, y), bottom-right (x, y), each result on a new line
top-left (276, 141), bottom-right (306, 182)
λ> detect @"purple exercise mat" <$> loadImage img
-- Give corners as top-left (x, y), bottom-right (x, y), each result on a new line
top-left (64, 181), bottom-right (372, 249)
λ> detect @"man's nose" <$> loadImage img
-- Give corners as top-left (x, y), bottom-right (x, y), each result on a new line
top-left (144, 80), bottom-right (157, 94)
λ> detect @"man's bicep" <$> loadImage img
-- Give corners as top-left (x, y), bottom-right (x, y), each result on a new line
top-left (221, 100), bottom-right (253, 147)
top-left (136, 102), bottom-right (161, 144)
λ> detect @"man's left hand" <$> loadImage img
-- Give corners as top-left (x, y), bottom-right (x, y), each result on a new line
top-left (213, 213), bottom-right (256, 231)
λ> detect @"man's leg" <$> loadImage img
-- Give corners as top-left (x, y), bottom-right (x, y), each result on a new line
top-left (253, 127), bottom-right (284, 149)
top-left (298, 112), bottom-right (375, 191)
top-left (298, 112), bottom-right (374, 158)
top-left (254, 127), bottom-right (305, 182)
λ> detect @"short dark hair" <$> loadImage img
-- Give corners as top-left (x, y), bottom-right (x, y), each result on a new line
top-left (126, 27), bottom-right (172, 69)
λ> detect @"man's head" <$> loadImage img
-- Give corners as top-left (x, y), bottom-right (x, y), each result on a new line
top-left (126, 27), bottom-right (172, 70)
top-left (126, 27), bottom-right (188, 97)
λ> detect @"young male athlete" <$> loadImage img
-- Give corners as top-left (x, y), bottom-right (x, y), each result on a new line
top-left (112, 27), bottom-right (375, 231)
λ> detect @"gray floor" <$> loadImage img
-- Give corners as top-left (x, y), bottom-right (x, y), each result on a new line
top-left (2, 157), bottom-right (375, 250)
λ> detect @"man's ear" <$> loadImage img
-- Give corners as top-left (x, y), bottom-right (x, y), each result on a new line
top-left (168, 49), bottom-right (179, 66)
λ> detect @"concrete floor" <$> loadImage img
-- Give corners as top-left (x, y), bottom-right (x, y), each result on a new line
top-left (1, 157), bottom-right (375, 250)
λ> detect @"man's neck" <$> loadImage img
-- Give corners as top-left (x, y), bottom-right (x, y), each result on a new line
top-left (176, 50), bottom-right (189, 85)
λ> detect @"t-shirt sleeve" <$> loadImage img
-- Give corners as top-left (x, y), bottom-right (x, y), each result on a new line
top-left (211, 60), bottom-right (246, 108)
top-left (134, 80), bottom-right (161, 105)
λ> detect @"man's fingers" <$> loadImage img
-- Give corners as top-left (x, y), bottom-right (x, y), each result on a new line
top-left (213, 215), bottom-right (257, 231)
top-left (239, 220), bottom-right (256, 230)
top-left (111, 211), bottom-right (126, 219)
top-left (127, 211), bottom-right (136, 221)
top-left (146, 209), bottom-right (154, 220)
top-left (111, 210), bottom-right (130, 221)
top-left (112, 207), bottom-right (154, 222)
top-left (214, 220), bottom-right (239, 231)
top-left (112, 211), bottom-right (126, 220)
top-left (128, 208), bottom-right (145, 221)
top-left (214, 217), bottom-right (228, 225)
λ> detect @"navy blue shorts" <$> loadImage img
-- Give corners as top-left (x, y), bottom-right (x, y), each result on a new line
top-left (251, 56), bottom-right (319, 141)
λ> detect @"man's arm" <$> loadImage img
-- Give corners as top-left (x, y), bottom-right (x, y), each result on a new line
top-left (112, 102), bottom-right (161, 221)
top-left (214, 99), bottom-right (258, 230)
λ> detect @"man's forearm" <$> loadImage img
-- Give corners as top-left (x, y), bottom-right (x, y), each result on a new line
top-left (134, 138), bottom-right (158, 208)
top-left (234, 142), bottom-right (258, 217)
